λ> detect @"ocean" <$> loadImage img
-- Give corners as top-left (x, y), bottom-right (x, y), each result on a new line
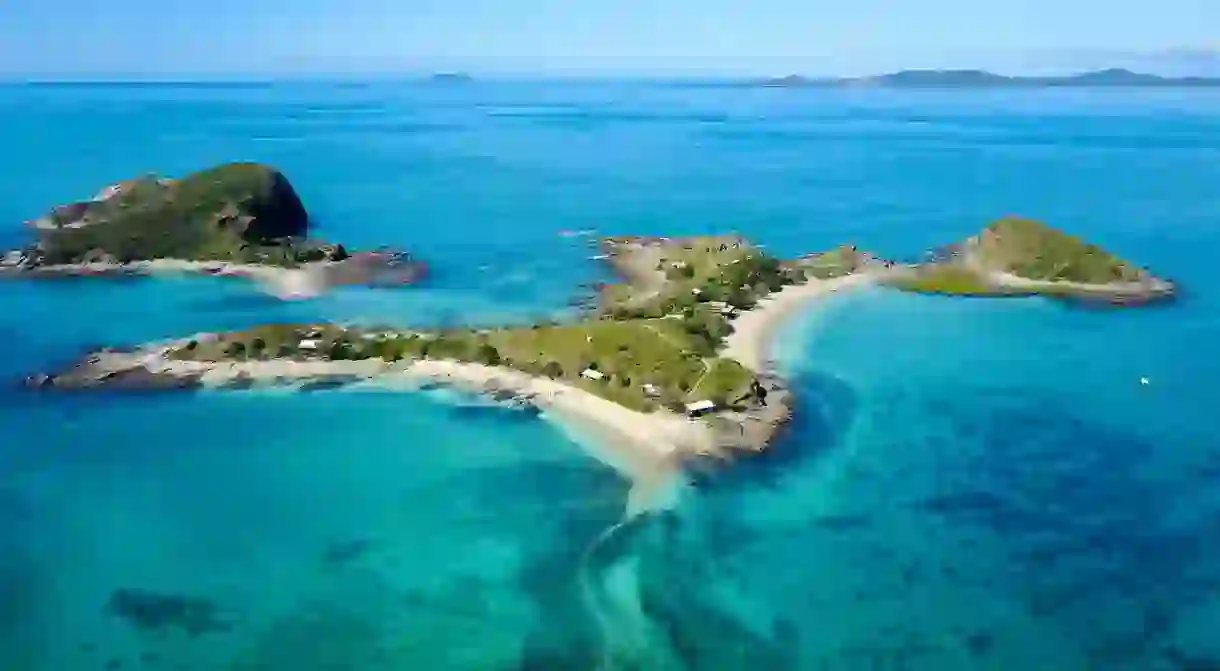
top-left (1, 81), bottom-right (1218, 670)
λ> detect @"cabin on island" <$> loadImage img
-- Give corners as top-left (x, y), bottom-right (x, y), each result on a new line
top-left (642, 383), bottom-right (661, 398)
top-left (581, 368), bottom-right (605, 381)
top-left (686, 400), bottom-right (716, 418)
top-left (298, 339), bottom-right (321, 351)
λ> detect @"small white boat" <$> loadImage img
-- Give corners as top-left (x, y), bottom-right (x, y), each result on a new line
top-left (1140, 377), bottom-right (1150, 385)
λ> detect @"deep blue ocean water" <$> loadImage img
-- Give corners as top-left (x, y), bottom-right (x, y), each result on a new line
top-left (1, 81), bottom-right (1219, 670)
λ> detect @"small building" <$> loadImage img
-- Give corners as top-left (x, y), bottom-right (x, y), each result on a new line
top-left (298, 339), bottom-right (321, 351)
top-left (642, 383), bottom-right (661, 398)
top-left (685, 400), bottom-right (716, 417)
top-left (581, 368), bottom-right (605, 381)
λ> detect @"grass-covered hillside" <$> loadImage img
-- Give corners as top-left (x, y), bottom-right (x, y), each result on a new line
top-left (598, 236), bottom-right (807, 319)
top-left (885, 217), bottom-right (1173, 302)
top-left (24, 163), bottom-right (348, 266)
top-left (969, 217), bottom-right (1148, 283)
top-left (169, 318), bottom-right (757, 413)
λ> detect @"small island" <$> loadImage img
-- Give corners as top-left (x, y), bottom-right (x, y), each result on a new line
top-left (1, 162), bottom-right (427, 288)
top-left (21, 209), bottom-right (1176, 463)
top-left (883, 216), bottom-right (1176, 305)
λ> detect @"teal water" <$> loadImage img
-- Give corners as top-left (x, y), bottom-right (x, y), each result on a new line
top-left (2, 82), bottom-right (1219, 669)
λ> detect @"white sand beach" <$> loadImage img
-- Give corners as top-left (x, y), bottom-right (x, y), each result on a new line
top-left (722, 273), bottom-right (875, 373)
top-left (130, 352), bottom-right (714, 481)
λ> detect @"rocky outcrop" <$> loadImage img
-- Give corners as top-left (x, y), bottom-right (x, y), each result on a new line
top-left (22, 366), bottom-right (202, 391)
top-left (7, 163), bottom-right (339, 269)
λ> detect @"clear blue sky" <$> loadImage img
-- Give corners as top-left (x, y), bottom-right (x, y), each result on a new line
top-left (3, 0), bottom-right (1218, 78)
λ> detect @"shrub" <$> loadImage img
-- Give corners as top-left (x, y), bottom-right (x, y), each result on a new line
top-left (542, 361), bottom-right (564, 378)
top-left (475, 343), bottom-right (502, 366)
top-left (328, 341), bottom-right (352, 360)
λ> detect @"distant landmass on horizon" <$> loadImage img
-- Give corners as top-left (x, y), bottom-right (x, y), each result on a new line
top-left (755, 68), bottom-right (1220, 88)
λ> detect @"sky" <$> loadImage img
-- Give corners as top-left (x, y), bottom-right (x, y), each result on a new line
top-left (2, 0), bottom-right (1219, 78)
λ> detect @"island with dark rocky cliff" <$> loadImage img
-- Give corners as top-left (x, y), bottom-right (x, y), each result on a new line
top-left (20, 216), bottom-right (1177, 462)
top-left (1, 162), bottom-right (427, 288)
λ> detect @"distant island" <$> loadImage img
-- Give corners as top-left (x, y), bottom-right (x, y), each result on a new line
top-left (22, 186), bottom-right (1177, 464)
top-left (0, 162), bottom-right (427, 288)
top-left (758, 68), bottom-right (1220, 88)
top-left (429, 72), bottom-right (473, 84)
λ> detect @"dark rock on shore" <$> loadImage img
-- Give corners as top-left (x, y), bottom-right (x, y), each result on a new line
top-left (22, 365), bottom-right (201, 392)
top-left (324, 250), bottom-right (428, 287)
top-left (297, 377), bottom-right (361, 392)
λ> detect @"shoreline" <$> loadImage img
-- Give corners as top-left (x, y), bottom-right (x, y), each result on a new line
top-left (0, 257), bottom-right (418, 299)
top-left (31, 346), bottom-right (716, 480)
top-left (21, 268), bottom-right (879, 477)
top-left (722, 273), bottom-right (876, 374)
top-left (0, 258), bottom-right (300, 283)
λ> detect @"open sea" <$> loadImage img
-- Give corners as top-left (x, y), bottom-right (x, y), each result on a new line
top-left (1, 81), bottom-right (1219, 670)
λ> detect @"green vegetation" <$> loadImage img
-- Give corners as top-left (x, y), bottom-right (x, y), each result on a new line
top-left (600, 236), bottom-right (805, 320)
top-left (884, 265), bottom-right (1016, 296)
top-left (796, 245), bottom-right (869, 279)
top-left (168, 317), bottom-right (757, 413)
top-left (971, 217), bottom-right (1147, 283)
top-left (27, 163), bottom-right (349, 267)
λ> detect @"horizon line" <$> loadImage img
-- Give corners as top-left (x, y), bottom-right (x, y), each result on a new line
top-left (0, 65), bottom-right (1207, 85)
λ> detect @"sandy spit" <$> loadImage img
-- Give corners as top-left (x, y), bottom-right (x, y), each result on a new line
top-left (721, 274), bottom-right (875, 374)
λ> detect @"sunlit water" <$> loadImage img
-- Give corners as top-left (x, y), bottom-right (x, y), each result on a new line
top-left (1, 82), bottom-right (1218, 670)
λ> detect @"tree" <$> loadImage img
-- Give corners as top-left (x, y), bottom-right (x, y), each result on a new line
top-left (328, 341), bottom-right (351, 361)
top-left (542, 361), bottom-right (564, 379)
top-left (226, 342), bottom-right (246, 359)
top-left (251, 337), bottom-right (267, 358)
top-left (475, 343), bottom-right (502, 366)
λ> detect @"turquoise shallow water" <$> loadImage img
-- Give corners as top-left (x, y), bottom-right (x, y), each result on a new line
top-left (2, 82), bottom-right (1219, 669)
